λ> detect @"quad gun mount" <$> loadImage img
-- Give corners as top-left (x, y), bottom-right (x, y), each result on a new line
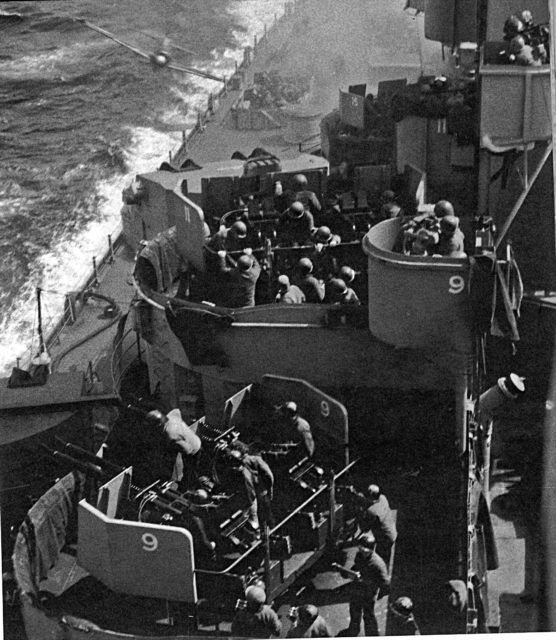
top-left (46, 375), bottom-right (354, 616)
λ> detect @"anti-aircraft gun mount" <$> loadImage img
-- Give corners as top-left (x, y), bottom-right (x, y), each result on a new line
top-left (35, 375), bottom-right (355, 632)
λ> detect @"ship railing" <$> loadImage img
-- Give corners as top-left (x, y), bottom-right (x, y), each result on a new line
top-left (15, 228), bottom-right (123, 373)
top-left (193, 460), bottom-right (357, 589)
top-left (170, 3), bottom-right (297, 168)
top-left (111, 322), bottom-right (145, 396)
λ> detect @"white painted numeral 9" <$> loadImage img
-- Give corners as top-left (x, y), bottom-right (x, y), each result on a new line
top-left (320, 400), bottom-right (330, 417)
top-left (449, 275), bottom-right (465, 295)
top-left (142, 533), bottom-right (158, 551)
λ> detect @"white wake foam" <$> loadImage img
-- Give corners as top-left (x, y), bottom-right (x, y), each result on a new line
top-left (0, 2), bottom-right (284, 376)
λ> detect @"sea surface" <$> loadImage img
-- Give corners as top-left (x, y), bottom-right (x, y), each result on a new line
top-left (0, 0), bottom-right (287, 375)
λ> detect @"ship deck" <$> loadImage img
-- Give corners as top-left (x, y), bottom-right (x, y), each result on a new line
top-left (4, 0), bottom-right (554, 637)
top-left (9, 441), bottom-right (467, 638)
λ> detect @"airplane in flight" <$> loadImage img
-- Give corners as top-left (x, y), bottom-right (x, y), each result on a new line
top-left (75, 18), bottom-right (225, 83)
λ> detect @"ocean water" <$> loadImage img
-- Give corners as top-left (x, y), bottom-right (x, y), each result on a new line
top-left (0, 0), bottom-right (287, 375)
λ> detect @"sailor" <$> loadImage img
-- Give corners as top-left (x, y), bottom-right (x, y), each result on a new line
top-left (272, 178), bottom-right (293, 212)
top-left (338, 532), bottom-right (390, 637)
top-left (293, 173), bottom-right (322, 214)
top-left (503, 14), bottom-right (525, 41)
top-left (357, 484), bottom-right (397, 565)
top-left (277, 201), bottom-right (315, 246)
top-left (217, 251), bottom-right (261, 307)
top-left (435, 215), bottom-right (466, 257)
top-left (286, 604), bottom-right (332, 637)
top-left (310, 227), bottom-right (340, 281)
top-left (339, 265), bottom-right (356, 286)
top-left (519, 9), bottom-right (534, 33)
top-left (294, 258), bottom-right (325, 303)
top-left (389, 597), bottom-right (421, 635)
top-left (275, 274), bottom-right (306, 304)
top-left (433, 199), bottom-right (455, 219)
top-left (312, 225), bottom-right (341, 248)
top-left (208, 220), bottom-right (250, 253)
top-left (508, 35), bottom-right (541, 66)
top-left (229, 442), bottom-right (274, 531)
top-left (445, 580), bottom-right (467, 623)
top-left (145, 408), bottom-right (201, 490)
top-left (326, 160), bottom-right (353, 199)
top-left (376, 190), bottom-right (401, 221)
top-left (519, 10), bottom-right (550, 60)
top-left (324, 278), bottom-right (360, 305)
top-left (276, 401), bottom-right (315, 458)
top-left (231, 585), bottom-right (282, 638)
top-left (409, 228), bottom-right (436, 256)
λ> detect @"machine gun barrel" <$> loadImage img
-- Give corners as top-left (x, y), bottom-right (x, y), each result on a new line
top-left (147, 493), bottom-right (183, 516)
top-left (54, 438), bottom-right (123, 475)
top-left (41, 445), bottom-right (104, 477)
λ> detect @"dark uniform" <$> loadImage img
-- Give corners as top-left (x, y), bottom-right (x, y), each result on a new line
top-left (207, 225), bottom-right (249, 253)
top-left (277, 206), bottom-right (315, 246)
top-left (275, 412), bottom-right (315, 458)
top-left (218, 253), bottom-right (261, 307)
top-left (358, 494), bottom-right (397, 564)
top-left (287, 613), bottom-right (332, 637)
top-left (347, 549), bottom-right (390, 636)
top-left (295, 188), bottom-right (322, 215)
top-left (232, 604), bottom-right (282, 638)
top-left (296, 273), bottom-right (325, 303)
top-left (293, 173), bottom-right (322, 215)
top-left (389, 612), bottom-right (421, 636)
top-left (324, 279), bottom-right (360, 305)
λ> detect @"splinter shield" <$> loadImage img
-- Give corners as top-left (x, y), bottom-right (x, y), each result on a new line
top-left (260, 374), bottom-right (349, 467)
top-left (78, 501), bottom-right (197, 603)
top-left (339, 90), bottom-right (365, 129)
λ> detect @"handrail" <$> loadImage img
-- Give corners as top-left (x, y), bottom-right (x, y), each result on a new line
top-left (194, 459), bottom-right (358, 579)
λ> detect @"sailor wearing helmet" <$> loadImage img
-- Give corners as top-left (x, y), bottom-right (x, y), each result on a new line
top-left (217, 250), bottom-right (261, 307)
top-left (227, 442), bottom-right (274, 532)
top-left (294, 257), bottom-right (324, 303)
top-left (231, 584), bottom-right (282, 638)
top-left (293, 173), bottom-right (322, 214)
top-left (436, 215), bottom-right (466, 257)
top-left (277, 200), bottom-right (315, 246)
top-left (389, 596), bottom-right (421, 635)
top-left (207, 220), bottom-right (250, 253)
top-left (276, 401), bottom-right (315, 458)
top-left (324, 278), bottom-right (360, 305)
top-left (275, 274), bottom-right (306, 304)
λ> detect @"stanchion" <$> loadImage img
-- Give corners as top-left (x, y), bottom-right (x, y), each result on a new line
top-left (92, 257), bottom-right (99, 286)
top-left (108, 234), bottom-right (115, 264)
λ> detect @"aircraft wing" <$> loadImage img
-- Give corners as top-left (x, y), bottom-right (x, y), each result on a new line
top-left (170, 43), bottom-right (198, 56)
top-left (76, 18), bottom-right (151, 60)
top-left (166, 62), bottom-right (224, 83)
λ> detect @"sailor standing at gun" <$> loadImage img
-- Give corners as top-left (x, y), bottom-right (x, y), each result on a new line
top-left (228, 441), bottom-right (275, 533)
top-left (274, 401), bottom-right (315, 459)
top-left (145, 408), bottom-right (201, 490)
